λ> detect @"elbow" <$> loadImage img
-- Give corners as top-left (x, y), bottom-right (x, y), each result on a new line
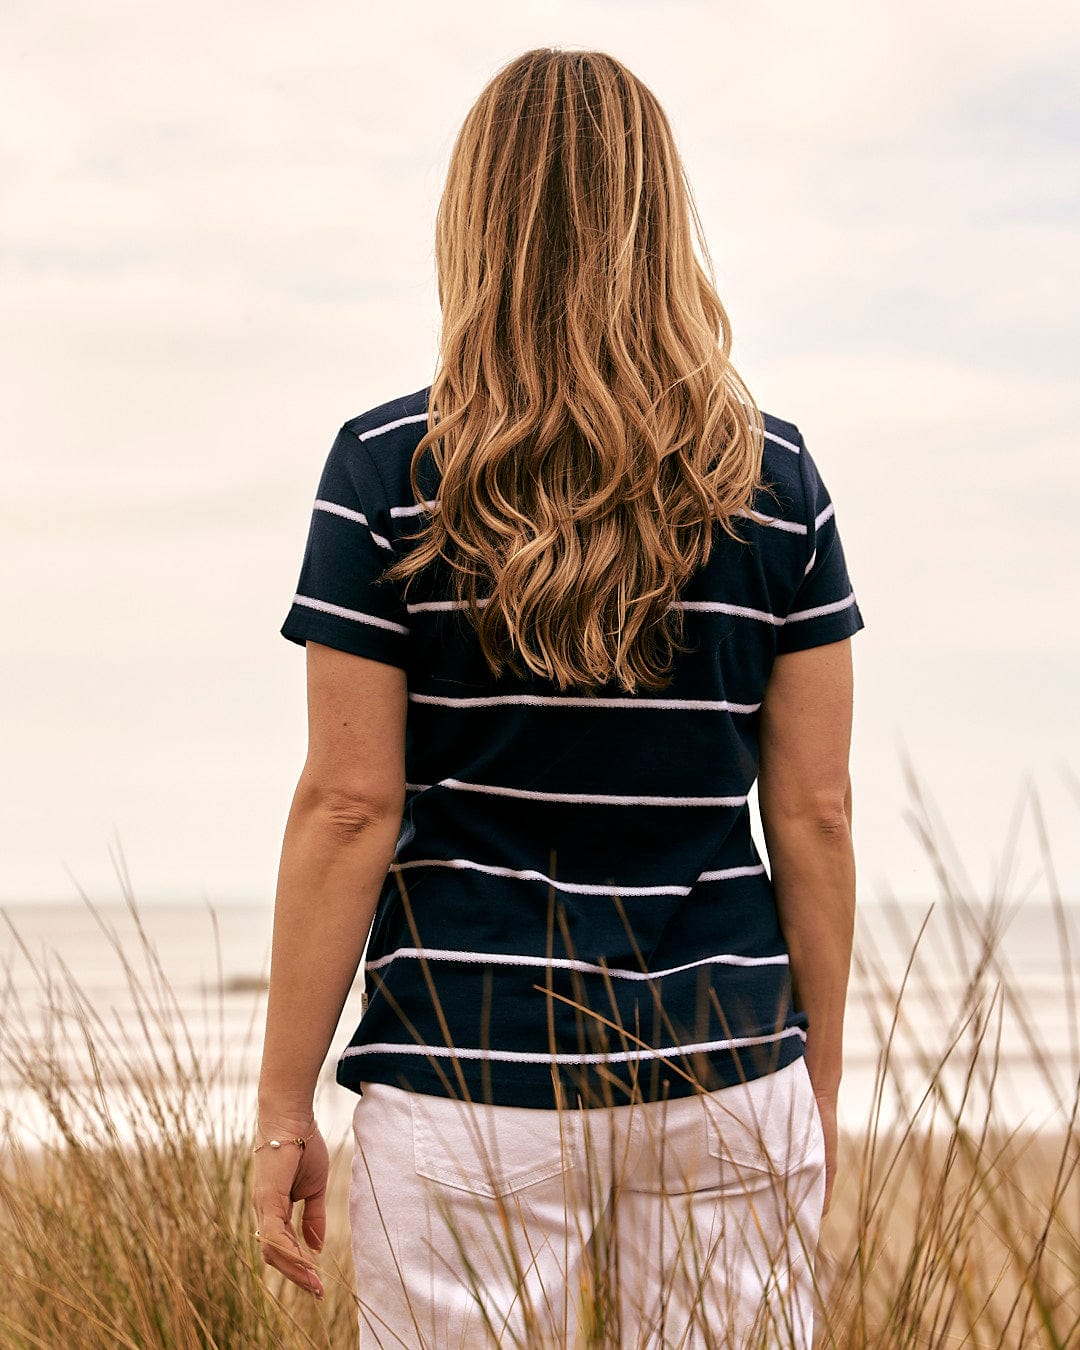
top-left (812, 807), bottom-right (851, 842)
top-left (761, 784), bottom-right (852, 841)
top-left (294, 780), bottom-right (405, 838)
top-left (319, 796), bottom-right (398, 838)
top-left (810, 783), bottom-right (851, 834)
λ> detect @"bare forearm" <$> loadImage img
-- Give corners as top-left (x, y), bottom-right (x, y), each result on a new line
top-left (763, 813), bottom-right (856, 1099)
top-left (257, 786), bottom-right (400, 1120)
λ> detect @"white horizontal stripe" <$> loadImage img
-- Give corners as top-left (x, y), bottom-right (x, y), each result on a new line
top-left (734, 502), bottom-right (832, 534)
top-left (674, 599), bottom-right (785, 625)
top-left (803, 548), bottom-right (817, 577)
top-left (313, 499), bottom-right (394, 551)
top-left (366, 944), bottom-right (787, 978)
top-left (340, 1026), bottom-right (807, 1067)
top-left (405, 594), bottom-right (852, 630)
top-left (763, 429), bottom-right (800, 454)
top-left (409, 595), bottom-right (786, 625)
top-left (736, 509), bottom-right (806, 535)
top-left (392, 497), bottom-right (809, 531)
top-left (406, 597), bottom-right (485, 613)
top-left (314, 498), bottom-right (367, 526)
top-left (785, 591), bottom-right (857, 625)
top-left (391, 857), bottom-right (690, 895)
top-left (408, 692), bottom-right (761, 713)
top-left (293, 594), bottom-right (410, 635)
top-left (353, 418), bottom-right (793, 456)
top-left (387, 856), bottom-right (765, 896)
top-left (404, 777), bottom-right (747, 806)
top-left (698, 864), bottom-right (769, 881)
top-left (355, 412), bottom-right (428, 442)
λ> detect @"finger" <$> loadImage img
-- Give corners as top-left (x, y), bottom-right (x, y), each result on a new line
top-left (254, 1190), bottom-right (322, 1289)
top-left (300, 1190), bottom-right (327, 1253)
top-left (258, 1225), bottom-right (325, 1298)
top-left (259, 1234), bottom-right (310, 1277)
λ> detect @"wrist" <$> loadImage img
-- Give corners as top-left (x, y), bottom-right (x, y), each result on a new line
top-left (803, 1058), bottom-right (841, 1100)
top-left (256, 1118), bottom-right (318, 1146)
top-left (808, 1075), bottom-right (840, 1101)
top-left (257, 1096), bottom-right (316, 1130)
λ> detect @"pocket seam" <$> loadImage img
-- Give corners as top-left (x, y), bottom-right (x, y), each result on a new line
top-left (705, 1061), bottom-right (817, 1173)
top-left (410, 1095), bottom-right (580, 1199)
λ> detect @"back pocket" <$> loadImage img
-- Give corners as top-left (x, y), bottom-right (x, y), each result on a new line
top-left (410, 1093), bottom-right (581, 1200)
top-left (705, 1058), bottom-right (819, 1176)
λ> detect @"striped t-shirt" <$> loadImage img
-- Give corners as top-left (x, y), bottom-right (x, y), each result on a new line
top-left (281, 386), bottom-right (865, 1110)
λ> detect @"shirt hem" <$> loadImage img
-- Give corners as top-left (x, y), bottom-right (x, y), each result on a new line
top-left (334, 1034), bottom-right (808, 1110)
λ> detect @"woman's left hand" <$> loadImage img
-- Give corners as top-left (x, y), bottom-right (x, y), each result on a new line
top-left (251, 1111), bottom-right (329, 1299)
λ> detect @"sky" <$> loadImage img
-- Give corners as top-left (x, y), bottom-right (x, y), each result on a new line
top-left (3, 0), bottom-right (1079, 910)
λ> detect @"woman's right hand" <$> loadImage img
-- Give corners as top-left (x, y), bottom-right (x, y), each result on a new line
top-left (251, 1111), bottom-right (329, 1299)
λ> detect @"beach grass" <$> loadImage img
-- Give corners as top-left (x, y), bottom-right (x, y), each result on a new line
top-left (0, 770), bottom-right (1077, 1348)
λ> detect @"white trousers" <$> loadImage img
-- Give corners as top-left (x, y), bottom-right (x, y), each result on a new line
top-left (348, 1056), bottom-right (826, 1349)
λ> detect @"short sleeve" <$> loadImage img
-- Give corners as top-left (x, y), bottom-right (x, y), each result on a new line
top-left (774, 433), bottom-right (865, 654)
top-left (280, 425), bottom-right (411, 669)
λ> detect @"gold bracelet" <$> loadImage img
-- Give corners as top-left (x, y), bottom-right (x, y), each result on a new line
top-left (253, 1125), bottom-right (318, 1155)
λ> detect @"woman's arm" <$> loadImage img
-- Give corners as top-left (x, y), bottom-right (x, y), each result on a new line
top-left (257, 642), bottom-right (408, 1121)
top-left (256, 788), bottom-right (402, 1121)
top-left (758, 638), bottom-right (856, 1214)
top-left (252, 644), bottom-right (406, 1296)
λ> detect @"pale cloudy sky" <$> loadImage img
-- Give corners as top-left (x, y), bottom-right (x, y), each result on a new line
top-left (3, 1), bottom-right (1078, 907)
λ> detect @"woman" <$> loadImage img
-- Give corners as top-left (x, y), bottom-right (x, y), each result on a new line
top-left (253, 47), bottom-right (863, 1349)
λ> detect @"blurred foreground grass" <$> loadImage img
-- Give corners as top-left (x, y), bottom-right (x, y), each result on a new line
top-left (0, 770), bottom-right (1077, 1348)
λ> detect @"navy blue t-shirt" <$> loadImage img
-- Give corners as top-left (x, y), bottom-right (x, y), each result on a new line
top-left (281, 386), bottom-right (865, 1109)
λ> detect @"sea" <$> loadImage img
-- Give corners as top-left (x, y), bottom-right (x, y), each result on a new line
top-left (1, 896), bottom-right (1077, 1153)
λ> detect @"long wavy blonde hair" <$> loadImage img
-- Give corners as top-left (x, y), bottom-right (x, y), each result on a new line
top-left (382, 47), bottom-right (768, 693)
